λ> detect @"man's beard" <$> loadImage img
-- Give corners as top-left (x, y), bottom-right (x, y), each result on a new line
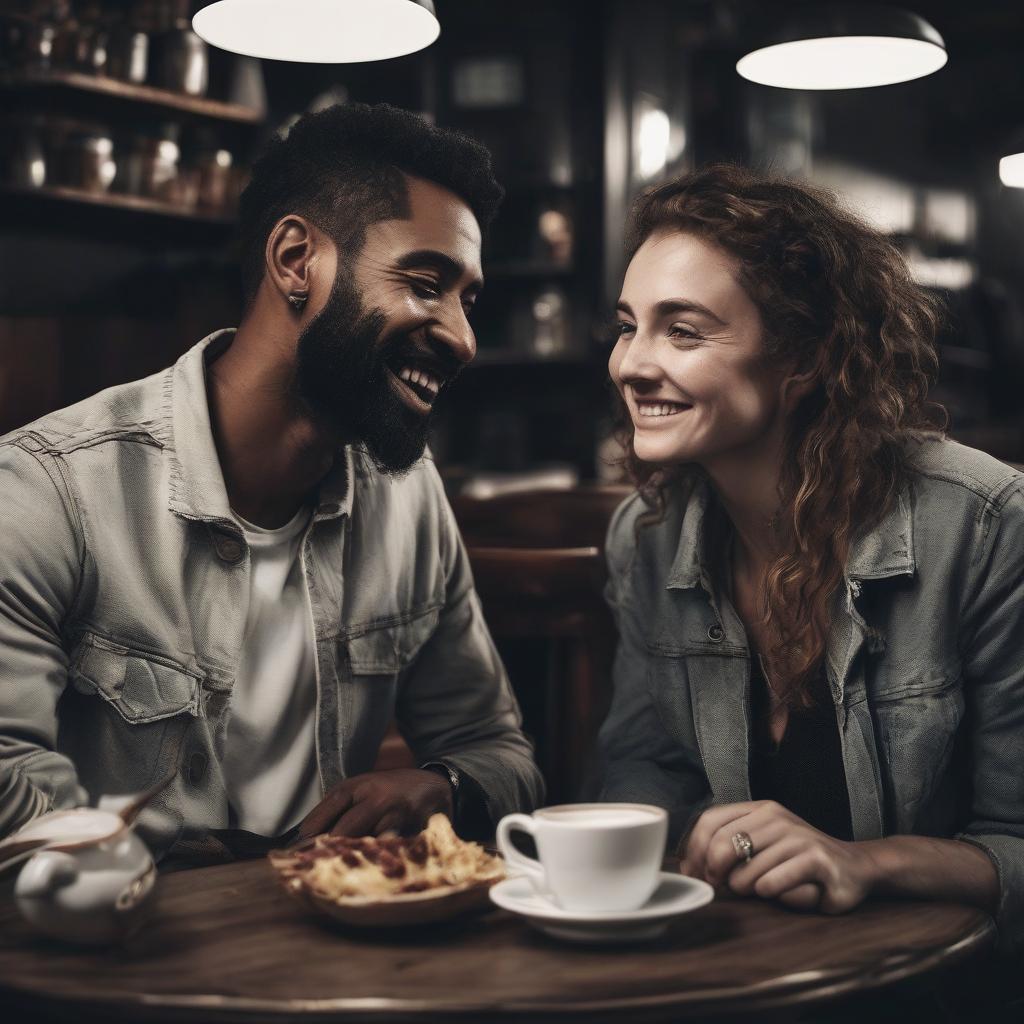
top-left (294, 273), bottom-right (434, 474)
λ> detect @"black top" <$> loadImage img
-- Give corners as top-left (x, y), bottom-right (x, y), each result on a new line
top-left (748, 657), bottom-right (854, 841)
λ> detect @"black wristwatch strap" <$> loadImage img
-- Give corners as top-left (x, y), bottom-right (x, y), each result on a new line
top-left (421, 764), bottom-right (491, 840)
top-left (419, 761), bottom-right (461, 796)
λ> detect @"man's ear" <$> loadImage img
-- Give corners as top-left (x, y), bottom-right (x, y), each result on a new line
top-left (265, 215), bottom-right (318, 304)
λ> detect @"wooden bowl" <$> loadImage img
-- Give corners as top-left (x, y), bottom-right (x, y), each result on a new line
top-left (268, 838), bottom-right (504, 929)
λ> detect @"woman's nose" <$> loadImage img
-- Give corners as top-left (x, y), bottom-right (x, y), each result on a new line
top-left (614, 332), bottom-right (661, 384)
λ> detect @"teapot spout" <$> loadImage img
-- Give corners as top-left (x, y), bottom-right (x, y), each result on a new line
top-left (100, 769), bottom-right (178, 829)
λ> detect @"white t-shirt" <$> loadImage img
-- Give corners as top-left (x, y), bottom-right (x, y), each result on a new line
top-left (222, 504), bottom-right (321, 836)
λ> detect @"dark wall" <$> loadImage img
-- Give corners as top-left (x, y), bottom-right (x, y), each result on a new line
top-left (2, 0), bottom-right (1022, 464)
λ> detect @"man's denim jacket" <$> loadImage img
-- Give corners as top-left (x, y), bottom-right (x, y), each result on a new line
top-left (596, 437), bottom-right (1024, 954)
top-left (0, 330), bottom-right (543, 857)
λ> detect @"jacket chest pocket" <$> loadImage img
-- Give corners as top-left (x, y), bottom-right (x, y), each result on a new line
top-left (63, 633), bottom-right (203, 798)
top-left (70, 633), bottom-right (202, 724)
top-left (345, 605), bottom-right (442, 678)
top-left (645, 650), bottom-right (703, 755)
top-left (869, 670), bottom-right (965, 820)
top-left (339, 606), bottom-right (441, 771)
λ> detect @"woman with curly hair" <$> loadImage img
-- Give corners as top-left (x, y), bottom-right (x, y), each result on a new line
top-left (596, 163), bottom-right (1023, 952)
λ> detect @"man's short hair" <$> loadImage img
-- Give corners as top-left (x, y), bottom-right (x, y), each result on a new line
top-left (238, 102), bottom-right (504, 306)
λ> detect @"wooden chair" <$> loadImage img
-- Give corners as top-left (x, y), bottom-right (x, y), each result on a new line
top-left (373, 486), bottom-right (631, 804)
top-left (452, 486), bottom-right (629, 802)
top-left (451, 486), bottom-right (630, 550)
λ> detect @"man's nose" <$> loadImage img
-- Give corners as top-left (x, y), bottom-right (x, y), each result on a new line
top-left (430, 298), bottom-right (476, 366)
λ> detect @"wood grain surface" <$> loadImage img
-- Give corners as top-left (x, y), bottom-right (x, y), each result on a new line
top-left (0, 858), bottom-right (995, 1023)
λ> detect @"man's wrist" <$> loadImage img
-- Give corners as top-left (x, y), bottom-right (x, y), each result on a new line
top-left (419, 761), bottom-right (459, 815)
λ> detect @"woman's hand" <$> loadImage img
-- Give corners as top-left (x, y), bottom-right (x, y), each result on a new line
top-left (679, 801), bottom-right (880, 913)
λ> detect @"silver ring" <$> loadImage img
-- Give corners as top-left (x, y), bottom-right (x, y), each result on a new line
top-left (731, 830), bottom-right (754, 864)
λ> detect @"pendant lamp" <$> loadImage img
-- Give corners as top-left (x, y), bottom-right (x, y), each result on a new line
top-left (999, 153), bottom-right (1024, 189)
top-left (192, 0), bottom-right (439, 63)
top-left (737, 4), bottom-right (947, 90)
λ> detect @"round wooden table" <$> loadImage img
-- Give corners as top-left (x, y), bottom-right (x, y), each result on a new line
top-left (0, 858), bottom-right (995, 1023)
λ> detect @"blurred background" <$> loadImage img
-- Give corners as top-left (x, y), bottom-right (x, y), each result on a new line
top-left (2, 0), bottom-right (1023, 799)
top-left (2, 0), bottom-right (1023, 489)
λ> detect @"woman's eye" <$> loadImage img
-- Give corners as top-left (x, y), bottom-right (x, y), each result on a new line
top-left (616, 321), bottom-right (636, 337)
top-left (668, 324), bottom-right (702, 341)
top-left (410, 278), bottom-right (441, 299)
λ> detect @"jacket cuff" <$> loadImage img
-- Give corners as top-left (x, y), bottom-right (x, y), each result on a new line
top-left (955, 831), bottom-right (1023, 958)
top-left (434, 748), bottom-right (544, 836)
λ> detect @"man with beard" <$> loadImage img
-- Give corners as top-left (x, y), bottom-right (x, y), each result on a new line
top-left (0, 103), bottom-right (543, 859)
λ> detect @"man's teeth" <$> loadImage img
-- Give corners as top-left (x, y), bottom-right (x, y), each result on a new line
top-left (397, 365), bottom-right (441, 397)
top-left (638, 402), bottom-right (687, 417)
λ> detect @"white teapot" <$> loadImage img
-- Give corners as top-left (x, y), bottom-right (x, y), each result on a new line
top-left (0, 774), bottom-right (171, 945)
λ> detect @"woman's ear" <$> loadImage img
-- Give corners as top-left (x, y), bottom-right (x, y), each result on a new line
top-left (780, 367), bottom-right (817, 412)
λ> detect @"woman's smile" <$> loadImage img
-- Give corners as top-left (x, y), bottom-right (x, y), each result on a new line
top-left (631, 396), bottom-right (693, 420)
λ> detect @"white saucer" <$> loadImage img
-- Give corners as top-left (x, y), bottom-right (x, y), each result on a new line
top-left (489, 872), bottom-right (714, 944)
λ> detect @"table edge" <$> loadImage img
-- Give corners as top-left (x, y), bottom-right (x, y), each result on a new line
top-left (0, 914), bottom-right (997, 1021)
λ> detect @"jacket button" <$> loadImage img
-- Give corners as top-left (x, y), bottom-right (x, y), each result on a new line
top-left (187, 751), bottom-right (208, 785)
top-left (215, 535), bottom-right (244, 562)
top-left (707, 624), bottom-right (724, 642)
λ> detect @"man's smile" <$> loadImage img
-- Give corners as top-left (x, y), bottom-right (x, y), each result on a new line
top-left (387, 364), bottom-right (443, 414)
top-left (383, 347), bottom-right (457, 414)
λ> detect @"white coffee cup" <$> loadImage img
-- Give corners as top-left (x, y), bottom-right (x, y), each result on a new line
top-left (496, 802), bottom-right (668, 913)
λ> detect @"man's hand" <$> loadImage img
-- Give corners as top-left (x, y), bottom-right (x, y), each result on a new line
top-left (679, 801), bottom-right (878, 914)
top-left (297, 768), bottom-right (454, 839)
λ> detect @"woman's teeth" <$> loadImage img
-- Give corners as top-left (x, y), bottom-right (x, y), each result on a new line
top-left (398, 365), bottom-right (441, 398)
top-left (637, 402), bottom-right (688, 418)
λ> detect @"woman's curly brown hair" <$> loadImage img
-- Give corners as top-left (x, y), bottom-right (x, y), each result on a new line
top-left (617, 163), bottom-right (946, 706)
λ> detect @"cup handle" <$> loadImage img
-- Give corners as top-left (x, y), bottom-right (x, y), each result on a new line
top-left (496, 813), bottom-right (546, 891)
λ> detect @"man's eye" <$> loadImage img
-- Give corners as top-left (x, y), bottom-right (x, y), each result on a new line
top-left (410, 279), bottom-right (441, 299)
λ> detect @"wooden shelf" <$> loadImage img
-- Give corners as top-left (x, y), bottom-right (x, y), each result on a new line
top-left (0, 69), bottom-right (264, 125)
top-left (0, 182), bottom-right (235, 226)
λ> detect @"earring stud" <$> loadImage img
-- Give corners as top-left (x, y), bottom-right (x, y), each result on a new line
top-left (287, 292), bottom-right (308, 312)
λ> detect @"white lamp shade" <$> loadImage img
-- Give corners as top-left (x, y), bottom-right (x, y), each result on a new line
top-left (192, 0), bottom-right (440, 64)
top-left (736, 5), bottom-right (947, 91)
top-left (737, 36), bottom-right (947, 90)
top-left (999, 153), bottom-right (1024, 189)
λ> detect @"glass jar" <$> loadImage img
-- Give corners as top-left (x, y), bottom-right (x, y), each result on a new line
top-left (54, 122), bottom-right (116, 193)
top-left (153, 1), bottom-right (208, 97)
top-left (120, 132), bottom-right (180, 201)
top-left (196, 147), bottom-right (233, 212)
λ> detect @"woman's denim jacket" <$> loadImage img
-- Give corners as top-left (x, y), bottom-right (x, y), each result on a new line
top-left (595, 438), bottom-right (1024, 954)
top-left (0, 331), bottom-right (543, 858)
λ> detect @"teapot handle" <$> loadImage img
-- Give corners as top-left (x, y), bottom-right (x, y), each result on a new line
top-left (15, 851), bottom-right (79, 899)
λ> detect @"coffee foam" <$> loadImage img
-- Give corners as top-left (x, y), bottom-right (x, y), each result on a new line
top-left (537, 808), bottom-right (661, 828)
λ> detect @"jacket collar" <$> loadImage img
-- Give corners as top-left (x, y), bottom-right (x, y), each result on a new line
top-left (665, 476), bottom-right (715, 592)
top-left (664, 472), bottom-right (915, 591)
top-left (164, 329), bottom-right (354, 526)
top-left (845, 488), bottom-right (915, 581)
